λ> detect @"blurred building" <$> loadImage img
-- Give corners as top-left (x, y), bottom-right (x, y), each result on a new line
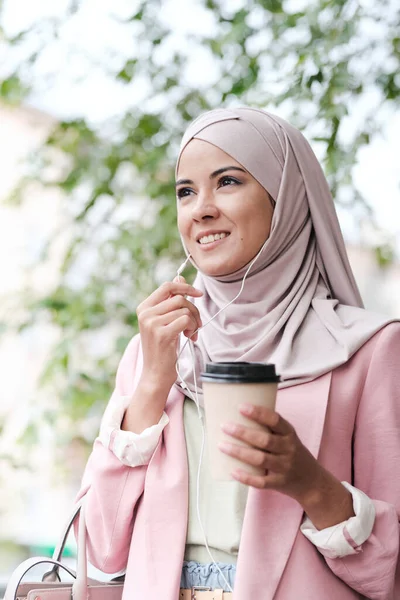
top-left (347, 244), bottom-right (400, 316)
top-left (0, 103), bottom-right (399, 588)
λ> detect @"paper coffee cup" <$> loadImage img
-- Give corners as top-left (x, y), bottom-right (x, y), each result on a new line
top-left (201, 362), bottom-right (280, 481)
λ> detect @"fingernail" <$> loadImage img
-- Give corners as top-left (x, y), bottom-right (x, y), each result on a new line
top-left (239, 403), bottom-right (253, 415)
top-left (221, 423), bottom-right (236, 434)
top-left (218, 441), bottom-right (232, 452)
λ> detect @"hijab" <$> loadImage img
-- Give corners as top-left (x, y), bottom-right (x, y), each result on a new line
top-left (174, 107), bottom-right (398, 401)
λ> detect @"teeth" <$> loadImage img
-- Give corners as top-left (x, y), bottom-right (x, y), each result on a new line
top-left (199, 232), bottom-right (228, 245)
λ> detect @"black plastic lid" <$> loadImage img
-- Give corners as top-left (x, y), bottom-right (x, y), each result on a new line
top-left (200, 362), bottom-right (280, 383)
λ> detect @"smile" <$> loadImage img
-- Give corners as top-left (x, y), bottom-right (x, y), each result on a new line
top-left (198, 232), bottom-right (230, 245)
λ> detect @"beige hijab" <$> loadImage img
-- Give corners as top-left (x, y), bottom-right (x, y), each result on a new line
top-left (175, 107), bottom-right (398, 398)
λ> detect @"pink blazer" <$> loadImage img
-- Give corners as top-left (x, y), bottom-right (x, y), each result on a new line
top-left (75, 323), bottom-right (400, 600)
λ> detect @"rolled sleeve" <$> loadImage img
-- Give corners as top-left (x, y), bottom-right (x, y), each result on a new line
top-left (99, 394), bottom-right (169, 467)
top-left (300, 482), bottom-right (376, 558)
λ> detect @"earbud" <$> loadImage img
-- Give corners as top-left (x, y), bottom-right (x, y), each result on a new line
top-left (176, 254), bottom-right (192, 277)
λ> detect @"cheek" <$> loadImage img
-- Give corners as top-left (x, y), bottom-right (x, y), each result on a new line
top-left (177, 210), bottom-right (188, 237)
top-left (235, 205), bottom-right (272, 243)
top-left (177, 211), bottom-right (194, 248)
top-left (234, 209), bottom-right (255, 236)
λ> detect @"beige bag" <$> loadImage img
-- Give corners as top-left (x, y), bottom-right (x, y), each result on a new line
top-left (4, 500), bottom-right (124, 600)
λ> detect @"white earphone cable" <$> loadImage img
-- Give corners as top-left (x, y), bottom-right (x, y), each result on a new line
top-left (176, 236), bottom-right (269, 364)
top-left (174, 237), bottom-right (269, 593)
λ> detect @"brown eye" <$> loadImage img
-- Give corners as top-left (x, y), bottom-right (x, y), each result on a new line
top-left (176, 187), bottom-right (193, 199)
top-left (218, 176), bottom-right (241, 188)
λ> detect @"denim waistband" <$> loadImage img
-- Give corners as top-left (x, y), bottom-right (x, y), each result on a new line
top-left (180, 561), bottom-right (236, 592)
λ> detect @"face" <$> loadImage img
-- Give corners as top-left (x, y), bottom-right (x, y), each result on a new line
top-left (176, 139), bottom-right (274, 277)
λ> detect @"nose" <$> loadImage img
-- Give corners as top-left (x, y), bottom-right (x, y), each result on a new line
top-left (191, 190), bottom-right (220, 222)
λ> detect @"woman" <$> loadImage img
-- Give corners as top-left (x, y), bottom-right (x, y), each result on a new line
top-left (75, 107), bottom-right (400, 599)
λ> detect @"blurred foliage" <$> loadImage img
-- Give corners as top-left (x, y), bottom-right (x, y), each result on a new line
top-left (0, 0), bottom-right (399, 459)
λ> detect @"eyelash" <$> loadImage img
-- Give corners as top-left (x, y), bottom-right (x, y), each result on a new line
top-left (176, 175), bottom-right (242, 199)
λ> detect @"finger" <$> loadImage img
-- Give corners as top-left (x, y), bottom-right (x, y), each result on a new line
top-left (158, 308), bottom-right (198, 333)
top-left (230, 469), bottom-right (269, 489)
top-left (230, 469), bottom-right (283, 489)
top-left (220, 423), bottom-right (282, 454)
top-left (150, 295), bottom-right (202, 329)
top-left (138, 282), bottom-right (203, 311)
top-left (165, 314), bottom-right (197, 338)
top-left (170, 277), bottom-right (200, 332)
top-left (218, 441), bottom-right (284, 473)
top-left (184, 330), bottom-right (199, 342)
top-left (218, 441), bottom-right (268, 471)
top-left (238, 404), bottom-right (291, 435)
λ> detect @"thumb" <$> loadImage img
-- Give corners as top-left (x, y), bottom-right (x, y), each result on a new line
top-left (173, 275), bottom-right (186, 284)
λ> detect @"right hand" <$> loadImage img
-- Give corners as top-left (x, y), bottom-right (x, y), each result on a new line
top-left (136, 279), bottom-right (203, 395)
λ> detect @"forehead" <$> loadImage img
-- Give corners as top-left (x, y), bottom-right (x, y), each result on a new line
top-left (176, 139), bottom-right (243, 179)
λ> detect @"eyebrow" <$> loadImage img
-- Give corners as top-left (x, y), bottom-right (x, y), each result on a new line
top-left (175, 166), bottom-right (246, 188)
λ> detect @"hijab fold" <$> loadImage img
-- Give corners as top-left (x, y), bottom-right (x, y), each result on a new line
top-left (175, 107), bottom-right (398, 401)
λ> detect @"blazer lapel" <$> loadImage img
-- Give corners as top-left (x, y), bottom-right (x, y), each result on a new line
top-left (234, 372), bottom-right (332, 599)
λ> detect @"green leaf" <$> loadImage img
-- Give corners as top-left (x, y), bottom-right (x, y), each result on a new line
top-left (260, 0), bottom-right (283, 13)
top-left (117, 59), bottom-right (138, 83)
top-left (306, 70), bottom-right (324, 88)
top-left (0, 74), bottom-right (29, 103)
top-left (375, 244), bottom-right (394, 268)
top-left (378, 73), bottom-right (400, 101)
top-left (128, 7), bottom-right (144, 21)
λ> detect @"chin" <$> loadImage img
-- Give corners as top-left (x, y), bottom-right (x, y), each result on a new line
top-left (201, 266), bottom-right (229, 277)
top-left (195, 257), bottom-right (243, 278)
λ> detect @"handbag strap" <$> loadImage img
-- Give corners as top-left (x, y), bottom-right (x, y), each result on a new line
top-left (5, 497), bottom-right (126, 600)
top-left (4, 499), bottom-right (102, 600)
top-left (53, 499), bottom-right (83, 563)
top-left (43, 499), bottom-right (84, 584)
top-left (72, 499), bottom-right (88, 600)
top-left (4, 557), bottom-right (78, 600)
top-left (42, 498), bottom-right (83, 583)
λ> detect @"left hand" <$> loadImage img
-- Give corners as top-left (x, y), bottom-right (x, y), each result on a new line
top-left (219, 403), bottom-right (323, 502)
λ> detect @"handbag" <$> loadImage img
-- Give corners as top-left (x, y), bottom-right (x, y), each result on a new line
top-left (4, 499), bottom-right (125, 600)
